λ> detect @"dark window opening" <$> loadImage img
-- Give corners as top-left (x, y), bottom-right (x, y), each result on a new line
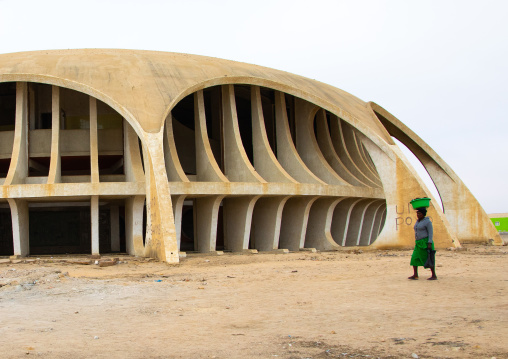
top-left (0, 207), bottom-right (13, 256)
top-left (29, 83), bottom-right (53, 130)
top-left (0, 82), bottom-right (16, 131)
top-left (29, 205), bottom-right (91, 255)
top-left (98, 155), bottom-right (124, 175)
top-left (61, 156), bottom-right (91, 176)
top-left (172, 94), bottom-right (194, 130)
top-left (142, 199), bottom-right (147, 246)
top-left (29, 157), bottom-right (50, 177)
top-left (234, 85), bottom-right (254, 164)
top-left (260, 87), bottom-right (276, 155)
top-left (0, 158), bottom-right (11, 177)
top-left (180, 203), bottom-right (194, 252)
top-left (285, 94), bottom-right (296, 145)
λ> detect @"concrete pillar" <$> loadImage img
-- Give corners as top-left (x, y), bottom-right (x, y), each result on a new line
top-left (7, 199), bottom-right (29, 257)
top-left (250, 196), bottom-right (290, 251)
top-left (47, 85), bottom-right (61, 184)
top-left (304, 197), bottom-right (343, 250)
top-left (142, 129), bottom-right (179, 263)
top-left (89, 97), bottom-right (99, 183)
top-left (294, 102), bottom-right (346, 185)
top-left (91, 195), bottom-right (99, 255)
top-left (194, 90), bottom-right (228, 182)
top-left (223, 196), bottom-right (260, 252)
top-left (358, 200), bottom-right (385, 246)
top-left (330, 197), bottom-right (363, 246)
top-left (110, 205), bottom-right (120, 252)
top-left (5, 82), bottom-right (28, 186)
top-left (274, 91), bottom-right (322, 184)
top-left (195, 196), bottom-right (224, 252)
top-left (344, 199), bottom-right (375, 246)
top-left (221, 85), bottom-right (264, 182)
top-left (250, 86), bottom-right (295, 183)
top-left (279, 196), bottom-right (318, 251)
top-left (315, 109), bottom-right (363, 186)
top-left (125, 195), bottom-right (145, 256)
top-left (341, 123), bottom-right (382, 186)
top-left (329, 115), bottom-right (378, 187)
top-left (171, 195), bottom-right (186, 251)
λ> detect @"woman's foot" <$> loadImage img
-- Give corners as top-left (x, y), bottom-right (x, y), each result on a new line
top-left (408, 275), bottom-right (418, 280)
top-left (427, 276), bottom-right (438, 280)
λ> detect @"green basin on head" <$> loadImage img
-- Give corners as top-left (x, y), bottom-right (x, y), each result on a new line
top-left (410, 197), bottom-right (431, 209)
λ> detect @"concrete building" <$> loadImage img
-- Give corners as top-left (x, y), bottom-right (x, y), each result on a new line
top-left (0, 49), bottom-right (502, 263)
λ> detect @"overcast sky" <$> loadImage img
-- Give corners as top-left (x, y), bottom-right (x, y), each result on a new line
top-left (1, 0), bottom-right (506, 213)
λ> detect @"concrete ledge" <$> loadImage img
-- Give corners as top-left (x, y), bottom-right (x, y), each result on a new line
top-left (186, 251), bottom-right (224, 257)
top-left (300, 248), bottom-right (317, 253)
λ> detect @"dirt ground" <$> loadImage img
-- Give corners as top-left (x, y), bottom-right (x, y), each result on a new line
top-left (1, 244), bottom-right (507, 359)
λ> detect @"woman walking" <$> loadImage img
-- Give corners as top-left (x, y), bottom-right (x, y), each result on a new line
top-left (408, 207), bottom-right (437, 280)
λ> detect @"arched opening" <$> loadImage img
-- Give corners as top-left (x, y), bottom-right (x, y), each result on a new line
top-left (392, 137), bottom-right (444, 212)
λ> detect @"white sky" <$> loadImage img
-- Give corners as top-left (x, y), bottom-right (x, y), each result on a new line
top-left (1, 0), bottom-right (506, 213)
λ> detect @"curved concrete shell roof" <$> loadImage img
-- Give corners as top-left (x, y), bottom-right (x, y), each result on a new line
top-left (0, 49), bottom-right (501, 263)
top-left (0, 49), bottom-right (390, 140)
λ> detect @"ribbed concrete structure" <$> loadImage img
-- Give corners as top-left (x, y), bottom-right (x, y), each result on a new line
top-left (0, 49), bottom-right (501, 263)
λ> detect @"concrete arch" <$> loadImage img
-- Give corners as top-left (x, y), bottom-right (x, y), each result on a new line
top-left (160, 76), bottom-right (393, 157)
top-left (0, 76), bottom-right (145, 142)
top-left (368, 102), bottom-right (501, 245)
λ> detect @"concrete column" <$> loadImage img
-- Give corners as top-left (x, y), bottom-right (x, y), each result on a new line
top-left (358, 200), bottom-right (385, 246)
top-left (250, 86), bottom-right (295, 183)
top-left (279, 196), bottom-right (318, 251)
top-left (125, 195), bottom-right (145, 256)
top-left (164, 114), bottom-right (189, 182)
top-left (223, 196), bottom-right (260, 252)
top-left (315, 109), bottom-right (364, 186)
top-left (344, 199), bottom-right (376, 246)
top-left (274, 91), bottom-right (323, 184)
top-left (368, 203), bottom-right (386, 244)
top-left (194, 90), bottom-right (228, 182)
top-left (90, 97), bottom-right (99, 183)
top-left (195, 196), bottom-right (224, 252)
top-left (356, 135), bottom-right (381, 180)
top-left (305, 197), bottom-right (343, 250)
top-left (294, 102), bottom-right (346, 185)
top-left (110, 205), bottom-right (120, 252)
top-left (221, 85), bottom-right (265, 182)
top-left (140, 129), bottom-right (179, 263)
top-left (91, 195), bottom-right (99, 255)
top-left (329, 116), bottom-right (378, 187)
top-left (378, 208), bottom-right (387, 236)
top-left (7, 199), bottom-right (29, 257)
top-left (47, 86), bottom-right (61, 184)
top-left (341, 123), bottom-right (382, 186)
top-left (171, 195), bottom-right (186, 251)
top-left (5, 82), bottom-right (28, 185)
top-left (330, 197), bottom-right (363, 246)
top-left (250, 196), bottom-right (290, 251)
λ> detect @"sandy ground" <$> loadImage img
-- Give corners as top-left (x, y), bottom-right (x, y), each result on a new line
top-left (0, 244), bottom-right (507, 359)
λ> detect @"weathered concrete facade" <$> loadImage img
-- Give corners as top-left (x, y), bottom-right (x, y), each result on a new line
top-left (0, 50), bottom-right (501, 263)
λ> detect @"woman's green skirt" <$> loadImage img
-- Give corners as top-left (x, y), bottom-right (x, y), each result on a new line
top-left (410, 238), bottom-right (435, 267)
